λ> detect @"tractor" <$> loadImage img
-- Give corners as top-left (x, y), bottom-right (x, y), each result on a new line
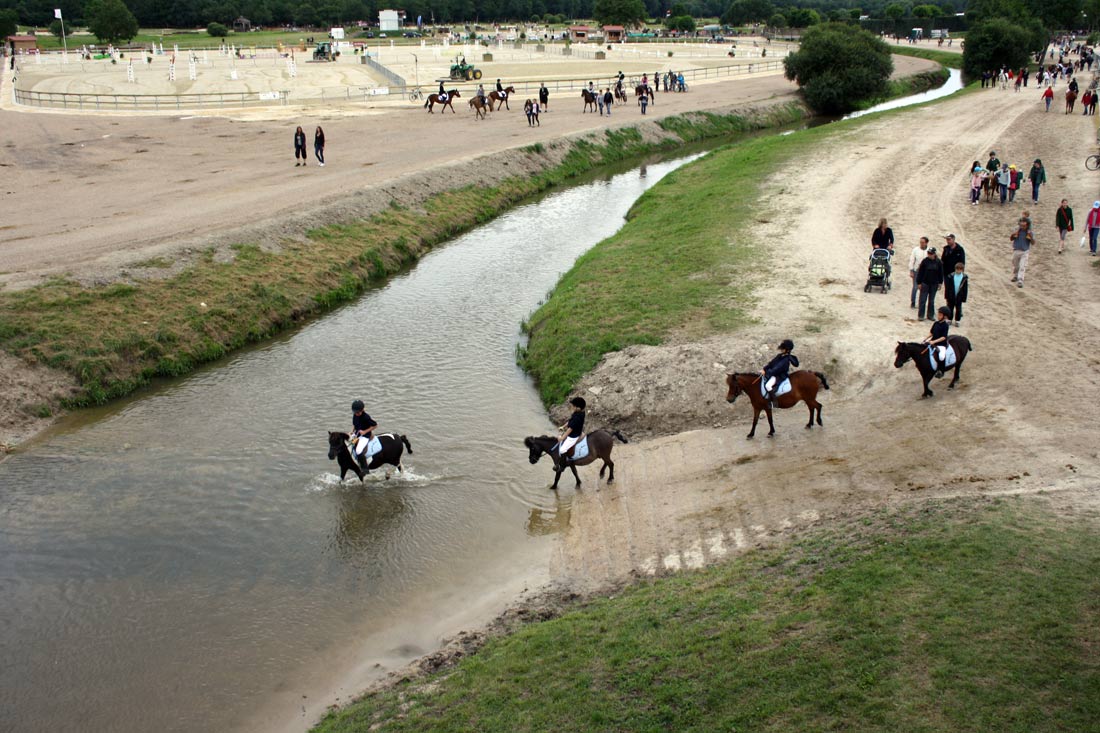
top-left (448, 56), bottom-right (482, 80)
top-left (313, 41), bottom-right (334, 61)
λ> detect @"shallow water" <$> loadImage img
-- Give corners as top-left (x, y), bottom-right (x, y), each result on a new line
top-left (844, 68), bottom-right (964, 120)
top-left (0, 153), bottom-right (702, 733)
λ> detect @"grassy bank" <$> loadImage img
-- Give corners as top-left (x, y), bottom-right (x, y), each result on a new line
top-left (890, 45), bottom-right (964, 70)
top-left (314, 497), bottom-right (1100, 732)
top-left (0, 102), bottom-right (807, 408)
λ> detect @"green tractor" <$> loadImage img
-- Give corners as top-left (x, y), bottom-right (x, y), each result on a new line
top-left (449, 56), bottom-right (482, 80)
top-left (313, 41), bottom-right (334, 61)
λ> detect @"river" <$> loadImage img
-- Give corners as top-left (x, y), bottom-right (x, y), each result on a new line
top-left (0, 152), bottom-right (703, 733)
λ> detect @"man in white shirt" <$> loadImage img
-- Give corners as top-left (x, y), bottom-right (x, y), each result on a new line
top-left (908, 236), bottom-right (929, 309)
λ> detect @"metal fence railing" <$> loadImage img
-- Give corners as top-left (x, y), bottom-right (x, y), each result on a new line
top-left (360, 54), bottom-right (406, 87)
top-left (11, 59), bottom-right (786, 111)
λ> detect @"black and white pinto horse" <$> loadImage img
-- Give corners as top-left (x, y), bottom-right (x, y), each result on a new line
top-left (894, 336), bottom-right (973, 398)
top-left (328, 431), bottom-right (413, 481)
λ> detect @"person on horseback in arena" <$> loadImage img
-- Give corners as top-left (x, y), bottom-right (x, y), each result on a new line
top-left (923, 306), bottom-right (951, 378)
top-left (557, 397), bottom-right (586, 463)
top-left (476, 83), bottom-right (486, 103)
top-left (496, 78), bottom-right (505, 97)
top-left (761, 340), bottom-right (799, 405)
top-left (351, 399), bottom-right (378, 471)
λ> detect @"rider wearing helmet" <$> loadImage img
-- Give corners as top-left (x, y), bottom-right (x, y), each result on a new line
top-left (557, 397), bottom-right (587, 463)
top-left (438, 80), bottom-right (446, 98)
top-left (761, 339), bottom-right (799, 404)
top-left (496, 78), bottom-right (505, 98)
top-left (476, 83), bottom-right (486, 103)
top-left (351, 399), bottom-right (378, 470)
top-left (923, 306), bottom-right (952, 378)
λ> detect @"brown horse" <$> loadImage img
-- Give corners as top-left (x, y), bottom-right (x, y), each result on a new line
top-left (469, 95), bottom-right (490, 119)
top-left (488, 86), bottom-right (515, 111)
top-left (525, 429), bottom-right (629, 489)
top-left (581, 89), bottom-right (598, 113)
top-left (725, 370), bottom-right (830, 438)
top-left (424, 89), bottom-right (461, 114)
top-left (634, 84), bottom-right (652, 105)
top-left (893, 337), bottom-right (973, 398)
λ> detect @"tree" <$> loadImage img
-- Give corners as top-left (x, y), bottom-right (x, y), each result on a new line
top-left (912, 4), bottom-right (940, 17)
top-left (787, 7), bottom-right (820, 26)
top-left (207, 21), bottom-right (229, 35)
top-left (768, 11), bottom-right (785, 26)
top-left (49, 19), bottom-right (71, 37)
top-left (666, 13), bottom-right (695, 30)
top-left (962, 17), bottom-right (1034, 77)
top-left (86, 0), bottom-right (140, 44)
top-left (784, 22), bottom-right (893, 113)
top-left (884, 2), bottom-right (906, 18)
top-left (721, 0), bottom-right (773, 25)
top-left (593, 0), bottom-right (646, 25)
top-left (0, 9), bottom-right (16, 39)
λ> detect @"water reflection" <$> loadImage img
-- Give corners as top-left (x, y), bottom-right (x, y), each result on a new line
top-left (525, 495), bottom-right (574, 537)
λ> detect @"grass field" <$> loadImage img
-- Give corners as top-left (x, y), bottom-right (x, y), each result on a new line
top-left (313, 496), bottom-right (1100, 732)
top-left (26, 28), bottom-right (441, 51)
top-left (0, 103), bottom-right (806, 409)
top-left (890, 45), bottom-right (964, 70)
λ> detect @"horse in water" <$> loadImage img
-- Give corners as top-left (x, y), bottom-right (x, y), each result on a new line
top-left (424, 89), bottom-right (460, 114)
top-left (894, 337), bottom-right (973, 398)
top-left (725, 370), bottom-right (830, 439)
top-left (525, 429), bottom-right (629, 490)
top-left (488, 86), bottom-right (515, 111)
top-left (469, 95), bottom-right (490, 120)
top-left (581, 89), bottom-right (598, 113)
top-left (328, 431), bottom-right (413, 480)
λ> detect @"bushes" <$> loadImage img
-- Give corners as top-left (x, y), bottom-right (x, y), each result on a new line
top-left (962, 18), bottom-right (1037, 78)
top-left (207, 22), bottom-right (228, 38)
top-left (783, 23), bottom-right (893, 114)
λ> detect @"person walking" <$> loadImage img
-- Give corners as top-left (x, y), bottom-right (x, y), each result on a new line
top-left (313, 126), bottom-right (325, 167)
top-left (1010, 217), bottom-right (1034, 287)
top-left (996, 163), bottom-right (1011, 204)
top-left (1086, 201), bottom-right (1100, 255)
top-left (1042, 84), bottom-right (1054, 111)
top-left (943, 261), bottom-right (968, 325)
top-left (940, 233), bottom-right (966, 274)
top-left (597, 89), bottom-right (605, 116)
top-left (1055, 199), bottom-right (1074, 253)
top-left (640, 92), bottom-right (648, 114)
top-left (908, 236), bottom-right (929, 308)
top-left (603, 88), bottom-right (613, 116)
top-left (293, 125), bottom-right (307, 166)
top-left (1028, 159), bottom-right (1046, 203)
top-left (871, 217), bottom-right (895, 252)
top-left (969, 166), bottom-right (984, 205)
top-left (539, 82), bottom-right (549, 112)
top-left (916, 247), bottom-right (944, 320)
top-left (1008, 164), bottom-right (1020, 202)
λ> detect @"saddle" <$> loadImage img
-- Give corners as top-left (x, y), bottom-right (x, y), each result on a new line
top-left (354, 435), bottom-right (385, 458)
top-left (438, 93), bottom-right (448, 103)
top-left (760, 378), bottom-right (792, 399)
top-left (929, 345), bottom-right (957, 370)
top-left (559, 436), bottom-right (590, 462)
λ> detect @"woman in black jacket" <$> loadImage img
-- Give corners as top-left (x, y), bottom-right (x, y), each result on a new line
top-left (294, 126), bottom-right (307, 166)
top-left (871, 217), bottom-right (894, 252)
top-left (314, 126), bottom-right (325, 167)
top-left (916, 247), bottom-right (944, 321)
top-left (943, 261), bottom-right (968, 325)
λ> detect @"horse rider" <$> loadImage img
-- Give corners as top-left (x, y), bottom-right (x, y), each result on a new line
top-left (587, 80), bottom-right (596, 97)
top-left (923, 306), bottom-right (952, 378)
top-left (557, 397), bottom-right (587, 463)
top-left (761, 339), bottom-right (799, 405)
top-left (351, 399), bottom-right (378, 471)
top-left (476, 83), bottom-right (486, 106)
top-left (495, 78), bottom-right (505, 98)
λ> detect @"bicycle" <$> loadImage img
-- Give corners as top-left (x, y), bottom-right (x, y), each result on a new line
top-left (407, 86), bottom-right (423, 102)
top-left (1087, 151), bottom-right (1100, 171)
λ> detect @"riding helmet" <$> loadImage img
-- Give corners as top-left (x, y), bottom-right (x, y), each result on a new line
top-left (779, 339), bottom-right (794, 351)
top-left (351, 399), bottom-right (365, 412)
top-left (937, 306), bottom-right (952, 317)
top-left (570, 396), bottom-right (587, 409)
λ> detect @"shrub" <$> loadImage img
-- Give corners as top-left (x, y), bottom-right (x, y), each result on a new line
top-left (207, 22), bottom-right (228, 37)
top-left (962, 18), bottom-right (1035, 78)
top-left (784, 22), bottom-right (893, 114)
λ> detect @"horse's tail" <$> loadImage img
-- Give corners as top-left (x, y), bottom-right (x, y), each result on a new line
top-left (611, 429), bottom-right (629, 444)
top-left (814, 371), bottom-right (831, 390)
top-left (400, 435), bottom-right (413, 454)
top-left (423, 98), bottom-right (429, 109)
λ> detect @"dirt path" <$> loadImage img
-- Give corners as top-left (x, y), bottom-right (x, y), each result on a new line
top-left (0, 55), bottom-right (936, 290)
top-left (553, 84), bottom-right (1100, 589)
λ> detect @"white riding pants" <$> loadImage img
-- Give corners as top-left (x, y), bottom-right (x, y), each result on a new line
top-left (558, 435), bottom-right (579, 460)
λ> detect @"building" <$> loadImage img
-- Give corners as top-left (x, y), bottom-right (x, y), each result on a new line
top-left (567, 25), bottom-right (592, 41)
top-left (6, 35), bottom-right (37, 54)
top-left (602, 25), bottom-right (625, 42)
top-left (379, 9), bottom-right (405, 32)
top-left (233, 16), bottom-right (251, 32)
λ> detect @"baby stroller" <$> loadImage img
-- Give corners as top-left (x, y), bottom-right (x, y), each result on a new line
top-left (865, 248), bottom-right (891, 293)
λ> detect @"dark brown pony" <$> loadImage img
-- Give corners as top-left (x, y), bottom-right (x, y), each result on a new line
top-left (581, 89), bottom-right (598, 113)
top-left (424, 89), bottom-right (461, 114)
top-left (725, 370), bottom-right (830, 438)
top-left (469, 95), bottom-right (490, 119)
top-left (488, 86), bottom-right (515, 111)
top-left (893, 337), bottom-right (973, 398)
top-left (525, 429), bottom-right (629, 489)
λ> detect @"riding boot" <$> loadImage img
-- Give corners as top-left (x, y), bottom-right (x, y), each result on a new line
top-left (357, 452), bottom-right (368, 471)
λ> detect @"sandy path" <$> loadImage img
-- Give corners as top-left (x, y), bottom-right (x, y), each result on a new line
top-left (0, 55), bottom-right (936, 289)
top-left (551, 83), bottom-right (1100, 589)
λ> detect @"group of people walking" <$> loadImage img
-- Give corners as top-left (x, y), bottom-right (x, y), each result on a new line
top-left (968, 152), bottom-right (1046, 206)
top-left (293, 125), bottom-right (325, 167)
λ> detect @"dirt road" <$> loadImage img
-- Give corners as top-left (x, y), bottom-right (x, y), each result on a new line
top-left (553, 84), bottom-right (1100, 588)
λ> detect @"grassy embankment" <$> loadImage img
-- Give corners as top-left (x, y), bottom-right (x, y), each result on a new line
top-left (314, 497), bottom-right (1100, 732)
top-left (890, 45), bottom-right (965, 70)
top-left (0, 103), bottom-right (807, 411)
top-left (519, 65), bottom-right (956, 405)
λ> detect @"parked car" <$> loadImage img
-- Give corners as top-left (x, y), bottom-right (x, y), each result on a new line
top-left (403, 31), bottom-right (421, 37)
top-left (364, 30), bottom-right (374, 38)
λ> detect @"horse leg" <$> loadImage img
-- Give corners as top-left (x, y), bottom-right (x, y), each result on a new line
top-left (805, 399), bottom-right (816, 429)
top-left (766, 407), bottom-right (776, 437)
top-left (606, 457), bottom-right (615, 483)
top-left (570, 463), bottom-right (581, 487)
top-left (816, 401), bottom-right (823, 426)
top-left (551, 465), bottom-right (562, 490)
top-left (748, 407), bottom-right (760, 439)
top-left (922, 371), bottom-right (934, 398)
top-left (949, 363), bottom-right (961, 390)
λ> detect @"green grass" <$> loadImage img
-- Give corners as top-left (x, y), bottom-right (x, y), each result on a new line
top-left (28, 27), bottom-right (444, 51)
top-left (0, 102), bottom-right (807, 408)
top-left (890, 45), bottom-right (964, 70)
top-left (313, 497), bottom-right (1100, 733)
